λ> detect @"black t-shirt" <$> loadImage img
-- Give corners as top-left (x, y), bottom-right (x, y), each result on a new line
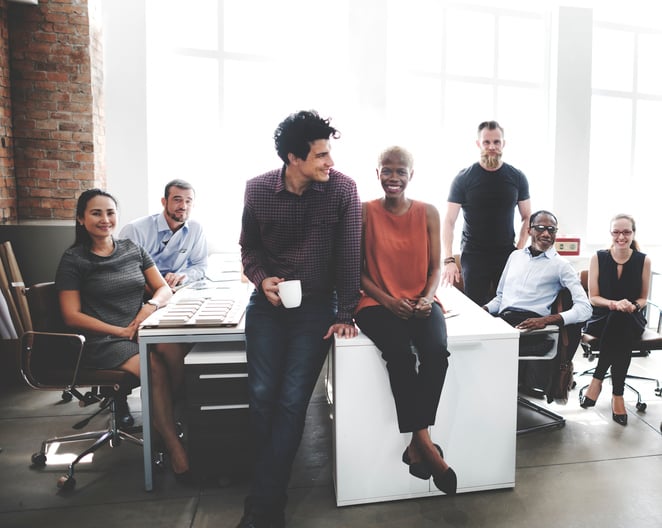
top-left (447, 162), bottom-right (529, 253)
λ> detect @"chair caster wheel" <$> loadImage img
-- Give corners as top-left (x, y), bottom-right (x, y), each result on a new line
top-left (57, 474), bottom-right (76, 490)
top-left (31, 452), bottom-right (47, 467)
top-left (636, 401), bottom-right (647, 412)
top-left (61, 391), bottom-right (73, 402)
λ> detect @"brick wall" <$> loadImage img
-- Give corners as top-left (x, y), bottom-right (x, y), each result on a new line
top-left (8, 0), bottom-right (104, 220)
top-left (0, 0), bottom-right (17, 222)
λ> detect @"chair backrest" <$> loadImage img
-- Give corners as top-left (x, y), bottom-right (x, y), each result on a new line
top-left (27, 282), bottom-right (67, 333)
top-left (21, 282), bottom-right (84, 390)
top-left (580, 269), bottom-right (588, 293)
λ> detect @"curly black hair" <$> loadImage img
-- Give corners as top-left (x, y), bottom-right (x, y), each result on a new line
top-left (274, 110), bottom-right (340, 164)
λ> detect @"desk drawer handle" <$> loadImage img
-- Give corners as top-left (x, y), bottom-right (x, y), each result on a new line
top-left (199, 373), bottom-right (248, 380)
top-left (199, 404), bottom-right (249, 411)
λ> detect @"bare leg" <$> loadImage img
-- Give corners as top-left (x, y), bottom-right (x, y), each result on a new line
top-left (411, 429), bottom-right (448, 474)
top-left (120, 354), bottom-right (189, 474)
top-left (584, 377), bottom-right (603, 402)
top-left (410, 428), bottom-right (456, 495)
top-left (153, 343), bottom-right (190, 395)
top-left (612, 394), bottom-right (626, 415)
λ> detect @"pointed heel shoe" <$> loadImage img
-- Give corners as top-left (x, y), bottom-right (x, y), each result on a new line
top-left (612, 412), bottom-right (628, 426)
top-left (433, 466), bottom-right (457, 496)
top-left (579, 396), bottom-right (596, 409)
top-left (402, 444), bottom-right (444, 480)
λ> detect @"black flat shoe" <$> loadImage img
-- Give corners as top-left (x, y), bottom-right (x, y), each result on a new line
top-left (402, 444), bottom-right (444, 480)
top-left (114, 395), bottom-right (134, 428)
top-left (173, 469), bottom-right (197, 487)
top-left (433, 466), bottom-right (457, 496)
top-left (579, 396), bottom-right (596, 409)
top-left (612, 412), bottom-right (628, 426)
top-left (235, 512), bottom-right (271, 528)
top-left (402, 447), bottom-right (431, 480)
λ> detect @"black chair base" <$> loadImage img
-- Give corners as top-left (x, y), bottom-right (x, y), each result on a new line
top-left (577, 366), bottom-right (661, 412)
top-left (517, 395), bottom-right (566, 435)
top-left (30, 399), bottom-right (142, 490)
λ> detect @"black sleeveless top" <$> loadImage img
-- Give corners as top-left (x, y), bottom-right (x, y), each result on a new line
top-left (585, 248), bottom-right (646, 329)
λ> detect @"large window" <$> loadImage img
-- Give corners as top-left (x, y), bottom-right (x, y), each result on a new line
top-left (588, 7), bottom-right (662, 247)
top-left (144, 1), bottom-right (553, 252)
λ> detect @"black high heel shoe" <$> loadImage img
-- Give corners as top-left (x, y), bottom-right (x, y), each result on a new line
top-left (579, 396), bottom-right (596, 409)
top-left (173, 469), bottom-right (197, 487)
top-left (433, 466), bottom-right (457, 496)
top-left (612, 397), bottom-right (627, 426)
top-left (402, 444), bottom-right (444, 480)
top-left (612, 412), bottom-right (627, 426)
top-left (114, 394), bottom-right (135, 428)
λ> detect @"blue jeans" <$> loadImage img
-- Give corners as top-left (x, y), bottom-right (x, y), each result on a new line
top-left (244, 291), bottom-right (335, 514)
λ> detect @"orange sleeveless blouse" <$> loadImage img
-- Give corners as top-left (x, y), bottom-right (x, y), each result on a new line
top-left (356, 199), bottom-right (432, 313)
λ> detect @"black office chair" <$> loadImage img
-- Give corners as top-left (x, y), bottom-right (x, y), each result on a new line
top-left (515, 289), bottom-right (581, 434)
top-left (577, 270), bottom-right (662, 411)
top-left (21, 282), bottom-right (142, 490)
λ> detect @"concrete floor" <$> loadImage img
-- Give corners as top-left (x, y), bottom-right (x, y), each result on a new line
top-left (1, 351), bottom-right (661, 528)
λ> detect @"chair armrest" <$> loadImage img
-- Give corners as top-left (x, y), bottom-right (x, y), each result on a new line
top-left (519, 324), bottom-right (560, 336)
top-left (644, 300), bottom-right (662, 333)
top-left (21, 330), bottom-right (86, 391)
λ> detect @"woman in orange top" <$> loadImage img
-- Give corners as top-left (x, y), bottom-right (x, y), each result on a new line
top-left (355, 146), bottom-right (456, 495)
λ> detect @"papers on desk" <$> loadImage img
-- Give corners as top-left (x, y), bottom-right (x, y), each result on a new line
top-left (205, 252), bottom-right (243, 282)
top-left (141, 280), bottom-right (251, 329)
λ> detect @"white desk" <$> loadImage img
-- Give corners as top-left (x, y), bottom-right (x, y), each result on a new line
top-left (329, 287), bottom-right (519, 506)
top-left (138, 283), bottom-right (248, 491)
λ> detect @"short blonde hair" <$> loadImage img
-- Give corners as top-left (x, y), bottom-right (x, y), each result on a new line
top-left (377, 146), bottom-right (414, 169)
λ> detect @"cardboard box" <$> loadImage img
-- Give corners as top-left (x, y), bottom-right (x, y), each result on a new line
top-left (555, 237), bottom-right (580, 256)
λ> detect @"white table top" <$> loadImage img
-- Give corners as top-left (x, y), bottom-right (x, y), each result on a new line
top-left (336, 286), bottom-right (518, 348)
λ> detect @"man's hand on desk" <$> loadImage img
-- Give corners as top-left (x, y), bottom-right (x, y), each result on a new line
top-left (515, 314), bottom-right (562, 331)
top-left (324, 323), bottom-right (358, 340)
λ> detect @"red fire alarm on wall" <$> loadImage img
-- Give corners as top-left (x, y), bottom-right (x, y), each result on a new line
top-left (555, 237), bottom-right (581, 256)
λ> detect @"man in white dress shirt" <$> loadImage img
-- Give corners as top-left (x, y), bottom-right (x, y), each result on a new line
top-left (120, 179), bottom-right (208, 289)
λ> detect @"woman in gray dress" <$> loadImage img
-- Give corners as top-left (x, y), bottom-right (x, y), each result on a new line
top-left (56, 189), bottom-right (191, 482)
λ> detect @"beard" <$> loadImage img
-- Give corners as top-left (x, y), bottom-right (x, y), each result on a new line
top-left (167, 209), bottom-right (188, 224)
top-left (481, 151), bottom-right (502, 170)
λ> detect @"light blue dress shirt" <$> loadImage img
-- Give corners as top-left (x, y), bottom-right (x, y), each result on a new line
top-left (119, 213), bottom-right (208, 284)
top-left (485, 246), bottom-right (592, 326)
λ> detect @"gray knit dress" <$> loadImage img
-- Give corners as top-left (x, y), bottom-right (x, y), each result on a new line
top-left (55, 238), bottom-right (155, 369)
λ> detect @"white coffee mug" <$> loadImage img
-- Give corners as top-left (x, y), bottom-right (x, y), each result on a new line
top-left (278, 279), bottom-right (302, 308)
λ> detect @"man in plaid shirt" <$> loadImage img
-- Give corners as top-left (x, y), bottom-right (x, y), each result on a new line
top-left (238, 110), bottom-right (361, 528)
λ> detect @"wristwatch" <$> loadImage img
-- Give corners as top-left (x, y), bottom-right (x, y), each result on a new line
top-left (632, 301), bottom-right (641, 312)
top-left (146, 299), bottom-right (160, 310)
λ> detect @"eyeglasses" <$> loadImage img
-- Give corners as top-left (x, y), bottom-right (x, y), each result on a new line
top-left (611, 230), bottom-right (633, 237)
top-left (531, 225), bottom-right (558, 234)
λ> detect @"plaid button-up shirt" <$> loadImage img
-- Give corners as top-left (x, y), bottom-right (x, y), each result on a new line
top-left (240, 167), bottom-right (361, 324)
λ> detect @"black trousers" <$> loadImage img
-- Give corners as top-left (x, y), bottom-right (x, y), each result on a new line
top-left (355, 303), bottom-right (449, 433)
top-left (461, 248), bottom-right (514, 307)
top-left (586, 311), bottom-right (645, 396)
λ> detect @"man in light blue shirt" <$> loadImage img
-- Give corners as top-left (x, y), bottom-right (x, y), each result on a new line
top-left (119, 179), bottom-right (208, 289)
top-left (484, 210), bottom-right (591, 329)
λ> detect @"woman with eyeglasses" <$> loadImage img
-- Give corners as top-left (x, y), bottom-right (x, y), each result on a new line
top-left (580, 214), bottom-right (652, 425)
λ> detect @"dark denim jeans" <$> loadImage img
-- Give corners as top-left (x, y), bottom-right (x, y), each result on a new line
top-left (244, 291), bottom-right (335, 514)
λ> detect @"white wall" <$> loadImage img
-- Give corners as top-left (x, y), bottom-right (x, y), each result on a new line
top-left (102, 0), bottom-right (150, 230)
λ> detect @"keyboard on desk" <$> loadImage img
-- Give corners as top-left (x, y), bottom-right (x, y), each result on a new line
top-left (143, 297), bottom-right (246, 328)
